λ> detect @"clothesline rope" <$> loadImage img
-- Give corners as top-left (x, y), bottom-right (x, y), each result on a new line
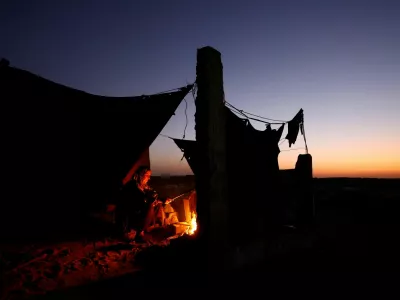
top-left (225, 100), bottom-right (309, 154)
top-left (184, 84), bottom-right (288, 126)
top-left (224, 101), bottom-right (288, 124)
top-left (229, 107), bottom-right (285, 126)
top-left (161, 85), bottom-right (309, 154)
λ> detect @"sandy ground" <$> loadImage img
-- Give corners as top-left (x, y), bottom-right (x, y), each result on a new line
top-left (0, 232), bottom-right (174, 300)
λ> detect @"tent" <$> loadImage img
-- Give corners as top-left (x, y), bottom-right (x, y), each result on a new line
top-left (0, 59), bottom-right (192, 239)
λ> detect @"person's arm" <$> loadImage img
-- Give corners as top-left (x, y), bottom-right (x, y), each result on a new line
top-left (143, 188), bottom-right (159, 205)
top-left (149, 193), bottom-right (172, 205)
top-left (153, 196), bottom-right (171, 205)
top-left (143, 186), bottom-right (172, 205)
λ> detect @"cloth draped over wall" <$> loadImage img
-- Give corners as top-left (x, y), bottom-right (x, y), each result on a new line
top-left (174, 107), bottom-right (303, 175)
top-left (0, 62), bottom-right (192, 239)
top-left (174, 107), bottom-right (290, 174)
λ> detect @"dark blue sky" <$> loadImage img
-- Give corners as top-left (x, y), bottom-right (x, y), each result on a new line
top-left (1, 0), bottom-right (399, 177)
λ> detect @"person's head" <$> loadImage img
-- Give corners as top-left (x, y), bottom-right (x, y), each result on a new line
top-left (133, 166), bottom-right (152, 186)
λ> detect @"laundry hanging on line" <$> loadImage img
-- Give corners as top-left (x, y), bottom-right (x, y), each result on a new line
top-left (285, 109), bottom-right (304, 148)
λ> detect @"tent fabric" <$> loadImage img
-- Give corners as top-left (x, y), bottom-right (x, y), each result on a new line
top-left (174, 138), bottom-right (198, 174)
top-left (0, 63), bottom-right (192, 239)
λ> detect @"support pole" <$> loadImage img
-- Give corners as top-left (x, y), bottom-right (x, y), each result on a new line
top-left (195, 46), bottom-right (229, 270)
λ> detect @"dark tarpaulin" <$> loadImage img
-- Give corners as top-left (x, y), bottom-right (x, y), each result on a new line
top-left (174, 108), bottom-right (284, 175)
top-left (174, 138), bottom-right (198, 174)
top-left (0, 63), bottom-right (192, 239)
top-left (174, 106), bottom-right (285, 245)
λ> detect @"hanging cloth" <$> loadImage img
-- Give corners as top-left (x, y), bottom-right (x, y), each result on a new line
top-left (285, 109), bottom-right (304, 147)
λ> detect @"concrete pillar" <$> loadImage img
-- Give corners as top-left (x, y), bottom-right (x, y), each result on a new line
top-left (195, 46), bottom-right (229, 270)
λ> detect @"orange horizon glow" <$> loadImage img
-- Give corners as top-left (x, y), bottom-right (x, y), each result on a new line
top-left (150, 143), bottom-right (400, 178)
top-left (149, 154), bottom-right (400, 179)
top-left (150, 122), bottom-right (400, 179)
top-left (149, 167), bottom-right (400, 179)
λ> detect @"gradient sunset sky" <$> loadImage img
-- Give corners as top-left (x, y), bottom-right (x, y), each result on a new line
top-left (1, 0), bottom-right (399, 178)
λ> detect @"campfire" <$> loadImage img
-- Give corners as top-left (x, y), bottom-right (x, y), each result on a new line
top-left (163, 188), bottom-right (197, 237)
top-left (187, 212), bottom-right (197, 235)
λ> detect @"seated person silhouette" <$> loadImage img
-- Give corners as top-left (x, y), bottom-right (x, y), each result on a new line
top-left (115, 166), bottom-right (171, 241)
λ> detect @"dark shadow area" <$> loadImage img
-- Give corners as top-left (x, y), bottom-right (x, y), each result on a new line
top-left (31, 177), bottom-right (400, 299)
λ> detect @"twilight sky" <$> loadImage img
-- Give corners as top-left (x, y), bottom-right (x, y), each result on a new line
top-left (1, 0), bottom-right (399, 178)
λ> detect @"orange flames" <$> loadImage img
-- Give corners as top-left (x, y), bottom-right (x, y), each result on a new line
top-left (187, 212), bottom-right (197, 235)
